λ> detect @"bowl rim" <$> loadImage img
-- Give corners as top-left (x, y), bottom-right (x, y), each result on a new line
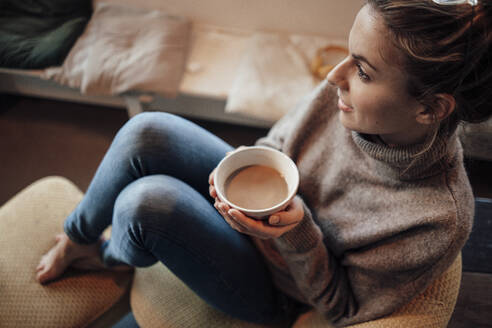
top-left (214, 146), bottom-right (299, 215)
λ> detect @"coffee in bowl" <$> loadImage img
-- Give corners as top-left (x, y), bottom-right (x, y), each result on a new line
top-left (225, 165), bottom-right (289, 210)
top-left (214, 146), bottom-right (299, 219)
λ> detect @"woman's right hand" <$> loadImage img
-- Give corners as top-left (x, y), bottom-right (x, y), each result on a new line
top-left (208, 168), bottom-right (218, 199)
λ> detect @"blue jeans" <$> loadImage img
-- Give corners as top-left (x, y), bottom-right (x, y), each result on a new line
top-left (63, 112), bottom-right (297, 324)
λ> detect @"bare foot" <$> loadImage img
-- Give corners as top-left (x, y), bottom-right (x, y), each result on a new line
top-left (36, 233), bottom-right (106, 284)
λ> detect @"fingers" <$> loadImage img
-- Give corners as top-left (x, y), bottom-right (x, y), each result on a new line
top-left (36, 260), bottom-right (45, 272)
top-left (227, 209), bottom-right (271, 239)
top-left (224, 213), bottom-right (247, 232)
top-left (214, 198), bottom-right (229, 217)
top-left (267, 197), bottom-right (304, 226)
top-left (208, 168), bottom-right (218, 198)
top-left (213, 198), bottom-right (261, 236)
top-left (209, 185), bottom-right (217, 198)
top-left (228, 209), bottom-right (299, 239)
top-left (213, 201), bottom-right (302, 240)
top-left (214, 199), bottom-right (247, 232)
top-left (213, 196), bottom-right (305, 239)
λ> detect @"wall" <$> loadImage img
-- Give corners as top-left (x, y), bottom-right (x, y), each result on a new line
top-left (100, 0), bottom-right (365, 39)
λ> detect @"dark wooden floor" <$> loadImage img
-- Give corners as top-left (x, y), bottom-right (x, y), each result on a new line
top-left (1, 93), bottom-right (491, 327)
top-left (0, 94), bottom-right (268, 205)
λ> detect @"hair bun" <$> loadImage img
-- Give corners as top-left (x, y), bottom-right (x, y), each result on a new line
top-left (457, 2), bottom-right (492, 124)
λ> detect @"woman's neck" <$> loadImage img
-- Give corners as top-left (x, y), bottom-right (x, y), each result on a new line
top-left (377, 124), bottom-right (432, 147)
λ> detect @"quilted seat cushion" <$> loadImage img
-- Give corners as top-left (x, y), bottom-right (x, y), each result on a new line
top-left (0, 176), bottom-right (133, 328)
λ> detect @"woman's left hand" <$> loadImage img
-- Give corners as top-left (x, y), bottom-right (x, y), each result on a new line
top-left (214, 196), bottom-right (305, 239)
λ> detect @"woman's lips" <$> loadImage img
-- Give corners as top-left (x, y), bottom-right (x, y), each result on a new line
top-left (337, 97), bottom-right (353, 112)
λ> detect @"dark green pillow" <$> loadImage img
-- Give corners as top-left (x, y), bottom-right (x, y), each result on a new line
top-left (0, 0), bottom-right (92, 69)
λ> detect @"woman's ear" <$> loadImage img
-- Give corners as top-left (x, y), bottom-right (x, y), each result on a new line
top-left (416, 93), bottom-right (456, 125)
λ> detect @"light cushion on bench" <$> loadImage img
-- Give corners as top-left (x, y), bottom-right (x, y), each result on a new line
top-left (0, 176), bottom-right (133, 328)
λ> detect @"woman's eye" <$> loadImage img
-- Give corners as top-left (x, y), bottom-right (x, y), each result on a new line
top-left (356, 63), bottom-right (370, 82)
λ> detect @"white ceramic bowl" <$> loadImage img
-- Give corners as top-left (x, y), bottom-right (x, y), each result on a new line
top-left (214, 146), bottom-right (299, 219)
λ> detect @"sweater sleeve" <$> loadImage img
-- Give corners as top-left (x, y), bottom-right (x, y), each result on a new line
top-left (271, 203), bottom-right (471, 326)
top-left (270, 200), bottom-right (358, 324)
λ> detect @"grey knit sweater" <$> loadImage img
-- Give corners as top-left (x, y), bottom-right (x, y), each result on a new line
top-left (253, 80), bottom-right (474, 326)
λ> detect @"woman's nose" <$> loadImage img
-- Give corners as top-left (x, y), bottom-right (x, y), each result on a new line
top-left (327, 57), bottom-right (349, 90)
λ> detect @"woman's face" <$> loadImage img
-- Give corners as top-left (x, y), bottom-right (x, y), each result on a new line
top-left (327, 5), bottom-right (429, 146)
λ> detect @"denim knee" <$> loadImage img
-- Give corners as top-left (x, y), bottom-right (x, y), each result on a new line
top-left (112, 176), bottom-right (179, 246)
top-left (116, 112), bottom-right (179, 147)
top-left (104, 176), bottom-right (181, 267)
top-left (109, 112), bottom-right (184, 176)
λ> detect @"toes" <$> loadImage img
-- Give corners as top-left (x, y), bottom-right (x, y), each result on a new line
top-left (35, 259), bottom-right (52, 282)
top-left (36, 272), bottom-right (45, 283)
top-left (36, 254), bottom-right (48, 271)
top-left (37, 273), bottom-right (52, 284)
top-left (36, 268), bottom-right (50, 284)
top-left (36, 266), bottom-right (60, 284)
top-left (35, 233), bottom-right (103, 284)
top-left (55, 234), bottom-right (63, 241)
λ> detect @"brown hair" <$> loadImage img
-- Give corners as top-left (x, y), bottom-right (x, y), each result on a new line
top-left (366, 0), bottom-right (492, 135)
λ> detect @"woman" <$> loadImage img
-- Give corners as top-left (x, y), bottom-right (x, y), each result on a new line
top-left (36, 0), bottom-right (491, 326)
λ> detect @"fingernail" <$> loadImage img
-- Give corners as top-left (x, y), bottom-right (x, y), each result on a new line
top-left (270, 215), bottom-right (280, 224)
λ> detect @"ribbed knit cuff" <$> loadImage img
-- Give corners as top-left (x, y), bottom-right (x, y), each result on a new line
top-left (274, 201), bottom-right (323, 252)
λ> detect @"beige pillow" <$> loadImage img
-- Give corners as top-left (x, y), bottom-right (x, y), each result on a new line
top-left (43, 3), bottom-right (191, 98)
top-left (0, 176), bottom-right (133, 328)
top-left (225, 33), bottom-right (346, 123)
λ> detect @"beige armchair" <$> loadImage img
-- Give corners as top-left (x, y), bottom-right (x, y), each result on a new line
top-left (0, 176), bottom-right (461, 328)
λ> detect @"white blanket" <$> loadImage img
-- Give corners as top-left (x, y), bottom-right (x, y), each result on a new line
top-left (225, 32), bottom-right (346, 122)
top-left (43, 2), bottom-right (190, 97)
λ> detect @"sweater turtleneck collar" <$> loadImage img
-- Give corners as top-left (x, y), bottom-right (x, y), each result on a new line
top-left (351, 128), bottom-right (460, 181)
